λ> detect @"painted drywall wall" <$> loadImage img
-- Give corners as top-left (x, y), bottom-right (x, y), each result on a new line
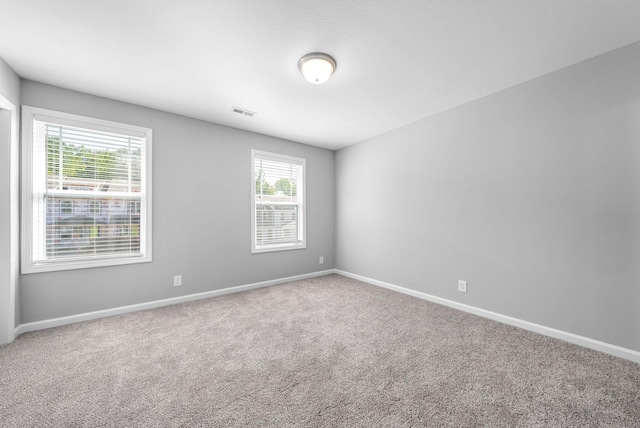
top-left (20, 81), bottom-right (335, 323)
top-left (0, 57), bottom-right (20, 343)
top-left (336, 42), bottom-right (640, 353)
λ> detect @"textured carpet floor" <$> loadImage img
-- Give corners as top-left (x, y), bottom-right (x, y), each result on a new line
top-left (1, 274), bottom-right (639, 427)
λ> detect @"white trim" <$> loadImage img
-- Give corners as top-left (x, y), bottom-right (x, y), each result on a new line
top-left (0, 94), bottom-right (17, 345)
top-left (335, 270), bottom-right (640, 364)
top-left (14, 268), bottom-right (639, 364)
top-left (15, 269), bottom-right (335, 336)
top-left (251, 149), bottom-right (306, 254)
top-left (20, 105), bottom-right (153, 274)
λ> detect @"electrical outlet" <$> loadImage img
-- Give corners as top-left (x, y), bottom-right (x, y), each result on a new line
top-left (458, 280), bottom-right (467, 293)
top-left (319, 256), bottom-right (324, 264)
top-left (173, 275), bottom-right (182, 287)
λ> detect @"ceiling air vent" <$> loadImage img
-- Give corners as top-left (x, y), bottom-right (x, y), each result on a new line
top-left (231, 106), bottom-right (257, 117)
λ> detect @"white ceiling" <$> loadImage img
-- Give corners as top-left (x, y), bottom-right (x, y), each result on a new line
top-left (2, 1), bottom-right (640, 150)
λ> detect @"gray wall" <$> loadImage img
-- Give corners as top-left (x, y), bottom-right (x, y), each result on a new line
top-left (336, 42), bottom-right (640, 353)
top-left (0, 57), bottom-right (20, 341)
top-left (20, 81), bottom-right (335, 323)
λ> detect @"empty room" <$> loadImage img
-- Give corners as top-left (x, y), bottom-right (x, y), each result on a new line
top-left (1, 1), bottom-right (639, 426)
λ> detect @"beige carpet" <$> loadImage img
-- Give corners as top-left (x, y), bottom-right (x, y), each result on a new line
top-left (1, 274), bottom-right (639, 427)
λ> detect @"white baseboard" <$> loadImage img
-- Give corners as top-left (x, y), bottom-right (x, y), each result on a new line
top-left (14, 268), bottom-right (640, 364)
top-left (14, 269), bottom-right (335, 337)
top-left (335, 269), bottom-right (640, 364)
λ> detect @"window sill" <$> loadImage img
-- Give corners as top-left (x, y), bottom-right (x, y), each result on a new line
top-left (22, 254), bottom-right (152, 274)
top-left (252, 242), bottom-right (306, 254)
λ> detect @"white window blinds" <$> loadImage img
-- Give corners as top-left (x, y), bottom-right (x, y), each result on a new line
top-left (252, 150), bottom-right (306, 253)
top-left (22, 106), bottom-right (152, 273)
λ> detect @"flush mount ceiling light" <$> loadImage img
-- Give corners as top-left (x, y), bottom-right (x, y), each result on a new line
top-left (298, 52), bottom-right (336, 85)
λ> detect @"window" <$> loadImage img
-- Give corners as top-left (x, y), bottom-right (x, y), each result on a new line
top-left (21, 106), bottom-right (152, 273)
top-left (251, 150), bottom-right (306, 253)
top-left (89, 200), bottom-right (100, 215)
top-left (127, 201), bottom-right (141, 214)
top-left (60, 200), bottom-right (73, 215)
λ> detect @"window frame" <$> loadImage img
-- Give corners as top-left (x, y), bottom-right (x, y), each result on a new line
top-left (251, 150), bottom-right (306, 253)
top-left (21, 105), bottom-right (153, 273)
